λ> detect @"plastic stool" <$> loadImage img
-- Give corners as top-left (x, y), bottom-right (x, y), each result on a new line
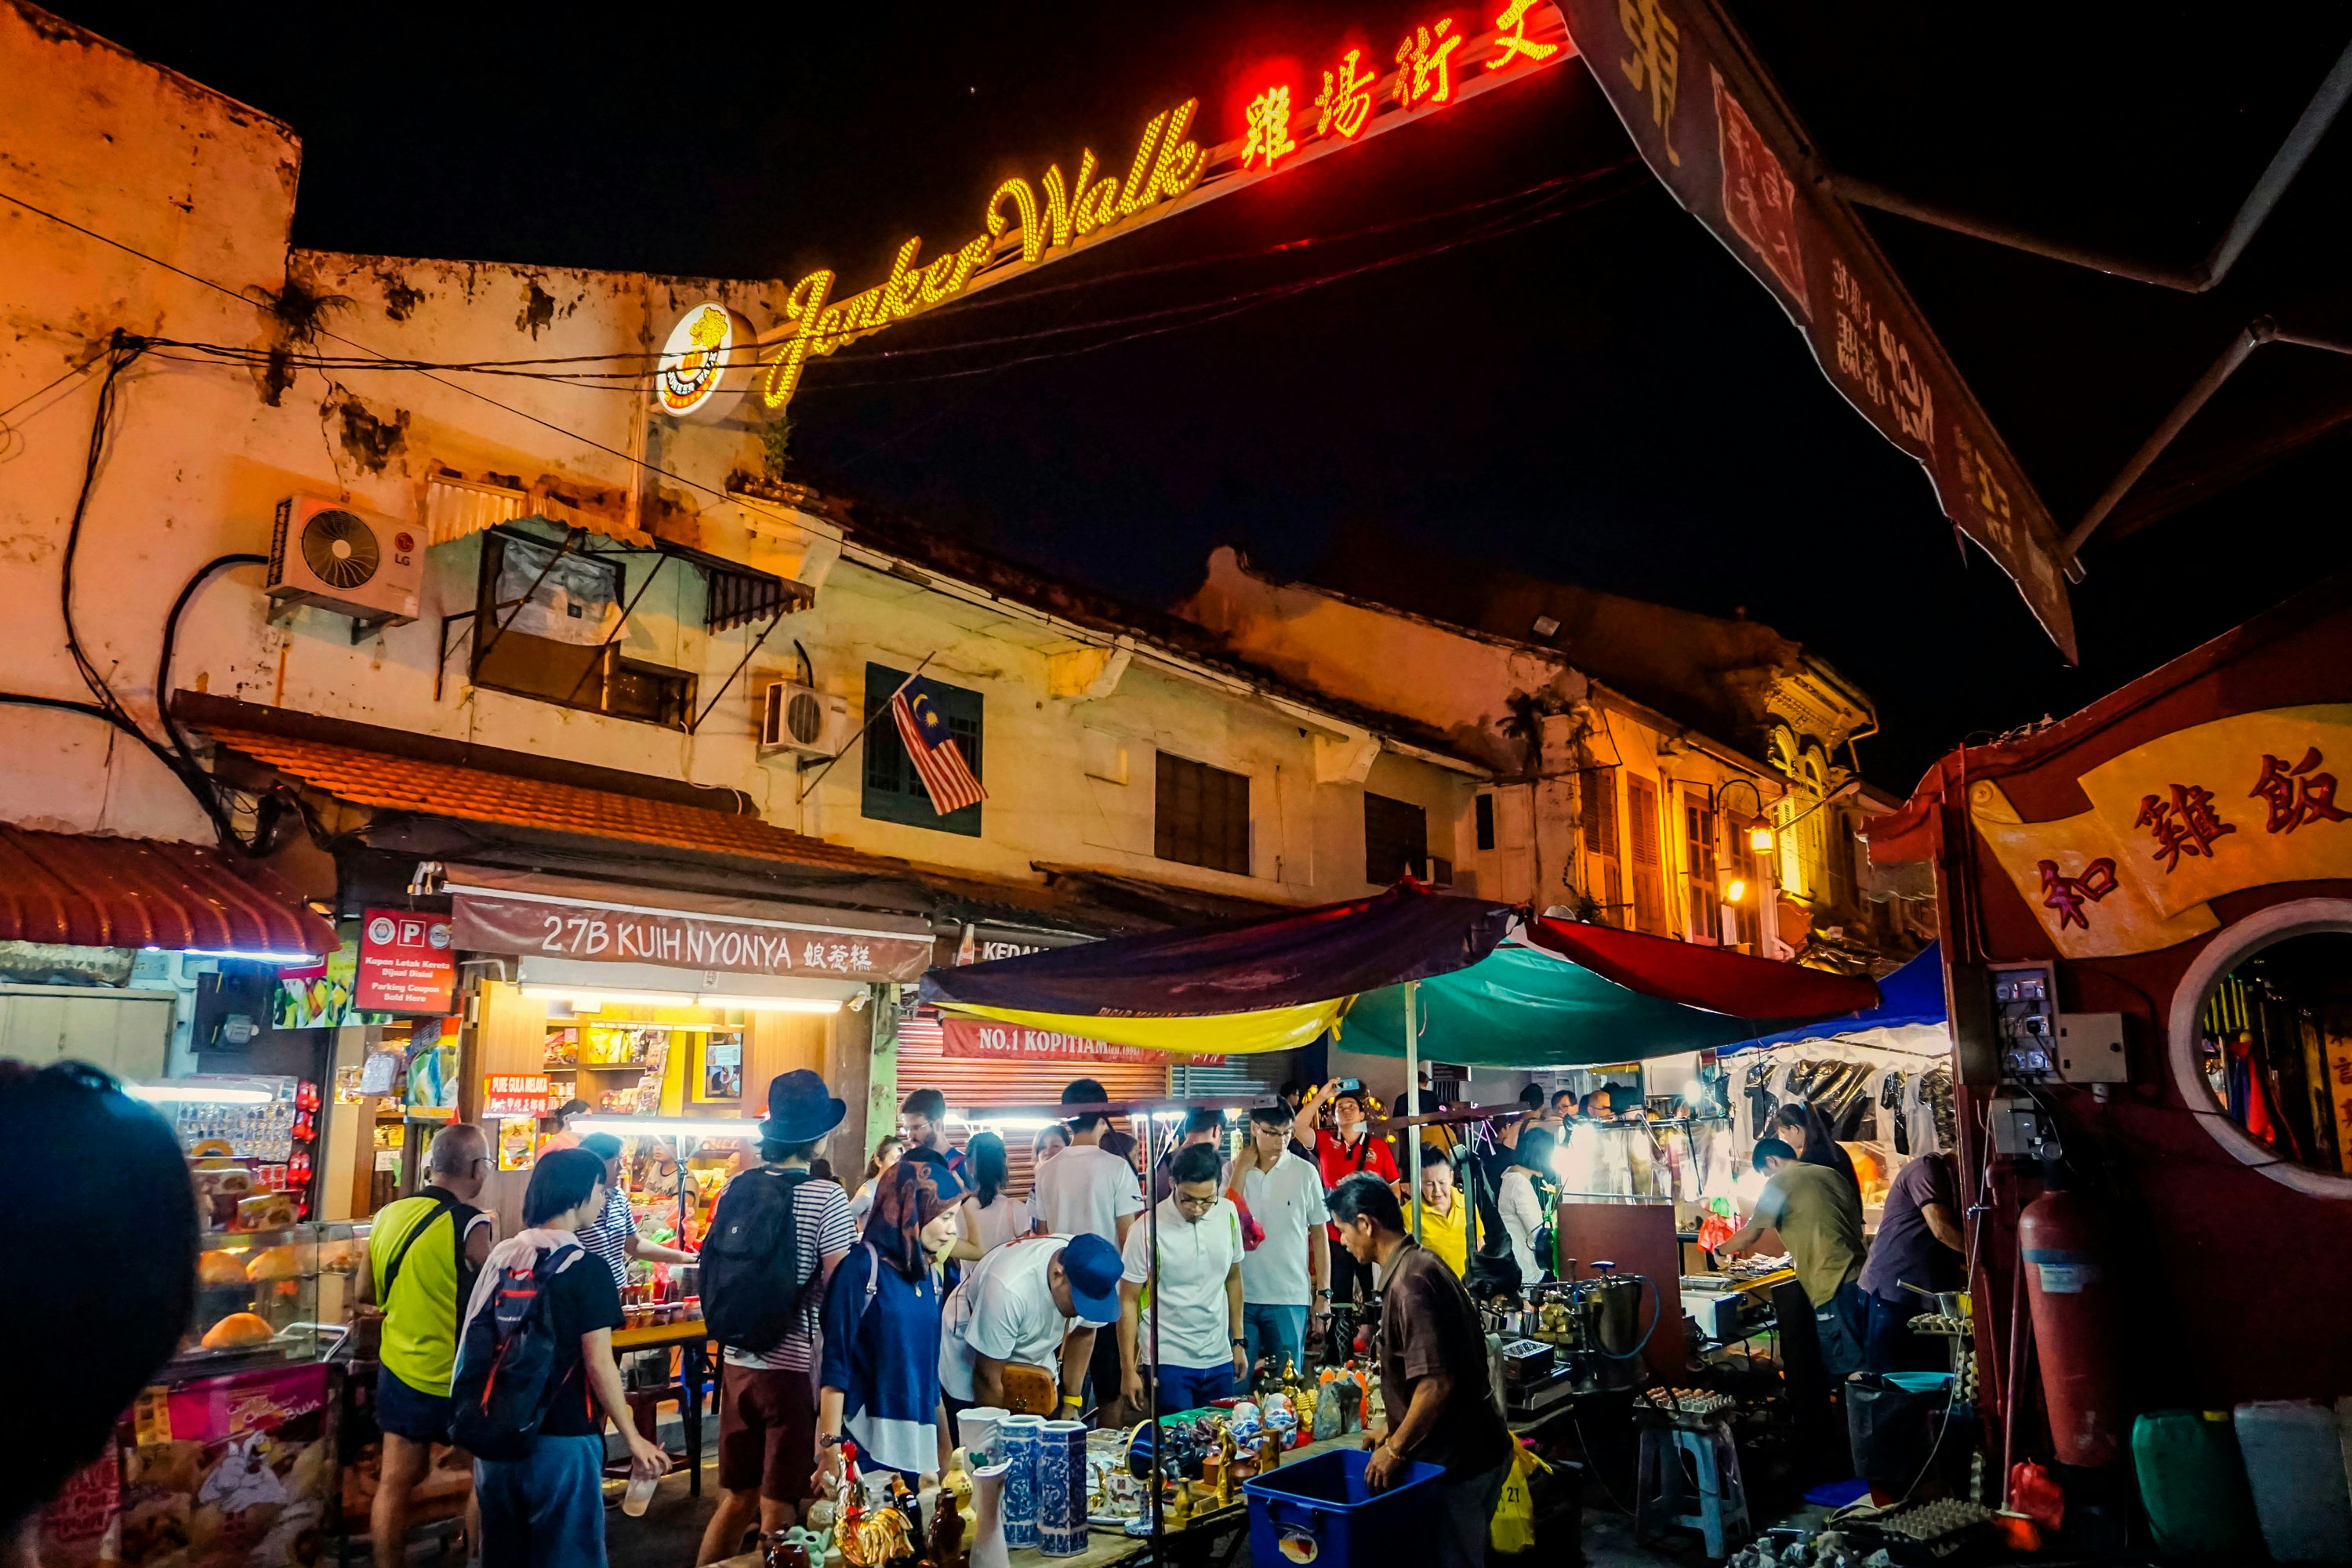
top-left (1634, 1411), bottom-right (1751, 1559)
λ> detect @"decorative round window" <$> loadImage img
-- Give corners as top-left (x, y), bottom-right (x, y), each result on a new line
top-left (2169, 898), bottom-right (2352, 1198)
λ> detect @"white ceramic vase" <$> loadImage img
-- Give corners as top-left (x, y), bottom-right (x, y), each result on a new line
top-left (968, 1460), bottom-right (1011, 1568)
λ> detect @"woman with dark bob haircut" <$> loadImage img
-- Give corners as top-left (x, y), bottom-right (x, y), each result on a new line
top-left (460, 1146), bottom-right (669, 1566)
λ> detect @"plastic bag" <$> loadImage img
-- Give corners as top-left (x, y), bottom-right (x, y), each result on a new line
top-left (1489, 1439), bottom-right (1551, 1554)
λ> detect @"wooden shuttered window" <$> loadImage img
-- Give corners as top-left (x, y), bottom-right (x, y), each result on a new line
top-left (1363, 791), bottom-right (1429, 885)
top-left (1627, 773), bottom-right (1666, 934)
top-left (1156, 752), bottom-right (1250, 875)
top-left (1683, 792), bottom-right (1719, 944)
top-left (1581, 767), bottom-right (1622, 926)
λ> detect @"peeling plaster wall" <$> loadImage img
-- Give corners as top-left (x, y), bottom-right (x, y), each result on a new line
top-left (0, 3), bottom-right (1475, 912)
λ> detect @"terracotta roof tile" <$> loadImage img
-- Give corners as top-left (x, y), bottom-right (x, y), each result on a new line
top-left (202, 728), bottom-right (905, 876)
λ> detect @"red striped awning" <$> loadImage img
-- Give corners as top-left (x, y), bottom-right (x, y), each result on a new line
top-left (0, 828), bottom-right (336, 956)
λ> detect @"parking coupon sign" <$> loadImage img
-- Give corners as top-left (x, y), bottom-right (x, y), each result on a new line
top-left (357, 907), bottom-right (457, 1014)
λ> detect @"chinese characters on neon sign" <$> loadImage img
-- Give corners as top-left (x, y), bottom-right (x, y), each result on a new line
top-left (655, 4), bottom-right (1569, 421)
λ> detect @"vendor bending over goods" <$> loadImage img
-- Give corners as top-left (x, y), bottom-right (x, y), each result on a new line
top-left (1712, 1136), bottom-right (1869, 1376)
top-left (1328, 1171), bottom-right (1513, 1568)
top-left (1119, 1143), bottom-right (1247, 1413)
top-left (938, 1230), bottom-right (1124, 1420)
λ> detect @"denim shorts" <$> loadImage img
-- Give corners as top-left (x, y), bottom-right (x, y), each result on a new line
top-left (376, 1366), bottom-right (455, 1445)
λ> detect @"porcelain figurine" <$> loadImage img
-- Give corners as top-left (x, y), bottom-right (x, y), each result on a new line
top-left (967, 1461), bottom-right (1010, 1568)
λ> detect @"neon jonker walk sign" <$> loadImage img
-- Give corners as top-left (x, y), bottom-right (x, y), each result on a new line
top-left (655, 1), bottom-right (1574, 423)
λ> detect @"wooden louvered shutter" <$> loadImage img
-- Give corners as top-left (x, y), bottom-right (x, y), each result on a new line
top-left (1627, 774), bottom-right (1665, 933)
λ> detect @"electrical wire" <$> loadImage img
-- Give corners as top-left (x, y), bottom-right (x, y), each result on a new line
top-left (3, 165), bottom-right (1628, 541)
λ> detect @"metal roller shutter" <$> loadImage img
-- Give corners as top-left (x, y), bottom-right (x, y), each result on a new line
top-left (895, 1011), bottom-right (1170, 1194)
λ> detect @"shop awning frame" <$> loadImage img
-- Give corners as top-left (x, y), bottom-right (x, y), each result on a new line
top-left (0, 827), bottom-right (336, 957)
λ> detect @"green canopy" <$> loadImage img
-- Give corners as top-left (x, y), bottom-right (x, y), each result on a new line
top-left (1342, 942), bottom-right (1824, 1067)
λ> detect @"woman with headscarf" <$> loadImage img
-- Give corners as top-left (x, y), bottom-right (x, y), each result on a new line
top-left (817, 1152), bottom-right (967, 1482)
top-left (1773, 1101), bottom-right (1860, 1195)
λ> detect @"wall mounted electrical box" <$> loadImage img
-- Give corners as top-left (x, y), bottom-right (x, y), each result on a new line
top-left (1988, 1096), bottom-right (2063, 1160)
top-left (2056, 1012), bottom-right (2129, 1083)
top-left (1991, 961), bottom-right (2060, 1080)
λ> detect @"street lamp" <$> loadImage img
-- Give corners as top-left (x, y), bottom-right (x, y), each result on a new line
top-left (1719, 778), bottom-right (1776, 854)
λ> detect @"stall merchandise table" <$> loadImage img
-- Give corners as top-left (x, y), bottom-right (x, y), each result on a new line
top-left (711, 1435), bottom-right (1359, 1568)
top-left (608, 1318), bottom-right (710, 1497)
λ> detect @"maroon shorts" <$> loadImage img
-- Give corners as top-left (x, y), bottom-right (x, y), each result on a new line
top-left (718, 1363), bottom-right (818, 1502)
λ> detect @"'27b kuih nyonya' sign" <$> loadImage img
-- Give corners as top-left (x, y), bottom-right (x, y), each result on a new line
top-left (1556, 0), bottom-right (2077, 660)
top-left (652, 2), bottom-right (1575, 424)
top-left (451, 891), bottom-right (933, 982)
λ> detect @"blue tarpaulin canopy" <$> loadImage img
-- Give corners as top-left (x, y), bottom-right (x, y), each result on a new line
top-left (1719, 942), bottom-right (1946, 1055)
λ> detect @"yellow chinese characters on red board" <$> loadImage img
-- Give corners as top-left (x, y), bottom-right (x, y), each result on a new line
top-left (1973, 704), bottom-right (2352, 957)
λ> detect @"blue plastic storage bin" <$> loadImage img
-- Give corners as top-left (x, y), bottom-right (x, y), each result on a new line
top-left (1243, 1447), bottom-right (1446, 1566)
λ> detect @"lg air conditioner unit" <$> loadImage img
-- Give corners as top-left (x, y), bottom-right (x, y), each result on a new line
top-left (759, 680), bottom-right (853, 760)
top-left (267, 496), bottom-right (423, 625)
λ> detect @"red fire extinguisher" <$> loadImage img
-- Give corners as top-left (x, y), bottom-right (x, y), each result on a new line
top-left (2019, 1189), bottom-right (2125, 1467)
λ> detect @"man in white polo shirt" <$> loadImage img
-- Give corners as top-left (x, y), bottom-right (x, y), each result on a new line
top-left (1118, 1143), bottom-right (1247, 1413)
top-left (938, 1232), bottom-right (1125, 1417)
top-left (1231, 1100), bottom-right (1330, 1380)
top-left (1030, 1078), bottom-right (1146, 1408)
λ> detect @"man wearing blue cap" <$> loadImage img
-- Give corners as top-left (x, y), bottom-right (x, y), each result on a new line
top-left (938, 1230), bottom-right (1124, 1420)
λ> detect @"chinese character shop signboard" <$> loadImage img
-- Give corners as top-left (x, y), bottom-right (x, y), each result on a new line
top-left (1969, 705), bottom-right (2352, 958)
top-left (1559, 0), bottom-right (2078, 659)
top-left (483, 1073), bottom-right (553, 1117)
top-left (451, 891), bottom-right (932, 982)
top-left (358, 909), bottom-right (456, 1014)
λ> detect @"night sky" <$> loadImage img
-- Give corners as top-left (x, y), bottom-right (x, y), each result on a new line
top-left (64, 0), bottom-right (2350, 791)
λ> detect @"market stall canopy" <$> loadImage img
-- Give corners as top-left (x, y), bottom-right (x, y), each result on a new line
top-left (1723, 942), bottom-right (1946, 1056)
top-left (917, 881), bottom-right (1517, 1055)
top-left (0, 827), bottom-right (336, 957)
top-left (1345, 920), bottom-right (1878, 1067)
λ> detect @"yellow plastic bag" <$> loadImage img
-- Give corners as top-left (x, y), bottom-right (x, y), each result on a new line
top-left (1490, 1438), bottom-right (1551, 1554)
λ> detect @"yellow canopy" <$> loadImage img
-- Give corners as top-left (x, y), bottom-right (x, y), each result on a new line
top-left (935, 998), bottom-right (1349, 1056)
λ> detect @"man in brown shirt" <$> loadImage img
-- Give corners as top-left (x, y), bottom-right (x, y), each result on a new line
top-left (1328, 1172), bottom-right (1513, 1568)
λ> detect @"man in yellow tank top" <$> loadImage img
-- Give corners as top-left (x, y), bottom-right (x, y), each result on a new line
top-left (358, 1123), bottom-right (493, 1568)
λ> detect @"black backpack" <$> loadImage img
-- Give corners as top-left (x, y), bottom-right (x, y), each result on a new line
top-left (702, 1167), bottom-right (817, 1353)
top-left (449, 1248), bottom-right (573, 1461)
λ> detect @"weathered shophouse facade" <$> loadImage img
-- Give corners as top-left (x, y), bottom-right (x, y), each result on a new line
top-left (0, 1), bottom-right (1484, 1221)
top-left (1183, 546), bottom-right (1933, 975)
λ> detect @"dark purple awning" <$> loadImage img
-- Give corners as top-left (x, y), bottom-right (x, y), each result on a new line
top-left (918, 881), bottom-right (1517, 1018)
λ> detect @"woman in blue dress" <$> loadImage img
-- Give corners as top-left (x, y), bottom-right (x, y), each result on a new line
top-left (818, 1150), bottom-right (965, 1482)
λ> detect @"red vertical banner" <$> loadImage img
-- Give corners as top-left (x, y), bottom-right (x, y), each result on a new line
top-left (1559, 0), bottom-right (2078, 659)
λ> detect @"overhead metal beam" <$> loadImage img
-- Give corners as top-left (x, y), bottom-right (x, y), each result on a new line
top-left (2061, 319), bottom-right (2352, 558)
top-left (1835, 37), bottom-right (2352, 295)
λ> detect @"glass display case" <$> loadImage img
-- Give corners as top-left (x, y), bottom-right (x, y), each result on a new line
top-left (178, 1221), bottom-right (365, 1373)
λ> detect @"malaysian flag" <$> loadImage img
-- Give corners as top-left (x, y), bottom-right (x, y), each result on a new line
top-left (890, 674), bottom-right (987, 815)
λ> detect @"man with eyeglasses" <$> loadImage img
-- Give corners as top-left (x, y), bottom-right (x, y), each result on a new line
top-left (1117, 1143), bottom-right (1247, 1414)
top-left (356, 1121), bottom-right (495, 1568)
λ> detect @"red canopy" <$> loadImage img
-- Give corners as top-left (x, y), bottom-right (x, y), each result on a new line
top-left (1521, 916), bottom-right (1878, 1021)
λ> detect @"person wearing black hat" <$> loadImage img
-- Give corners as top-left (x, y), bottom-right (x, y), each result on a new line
top-left (694, 1072), bottom-right (858, 1567)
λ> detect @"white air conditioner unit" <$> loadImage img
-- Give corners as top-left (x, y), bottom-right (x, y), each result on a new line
top-left (267, 496), bottom-right (423, 624)
top-left (758, 680), bottom-right (853, 759)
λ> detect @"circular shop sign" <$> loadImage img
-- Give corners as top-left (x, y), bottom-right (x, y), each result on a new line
top-left (655, 301), bottom-right (760, 423)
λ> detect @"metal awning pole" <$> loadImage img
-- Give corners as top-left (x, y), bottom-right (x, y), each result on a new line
top-left (1404, 980), bottom-right (1421, 1243)
top-left (1147, 1158), bottom-right (1165, 1555)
